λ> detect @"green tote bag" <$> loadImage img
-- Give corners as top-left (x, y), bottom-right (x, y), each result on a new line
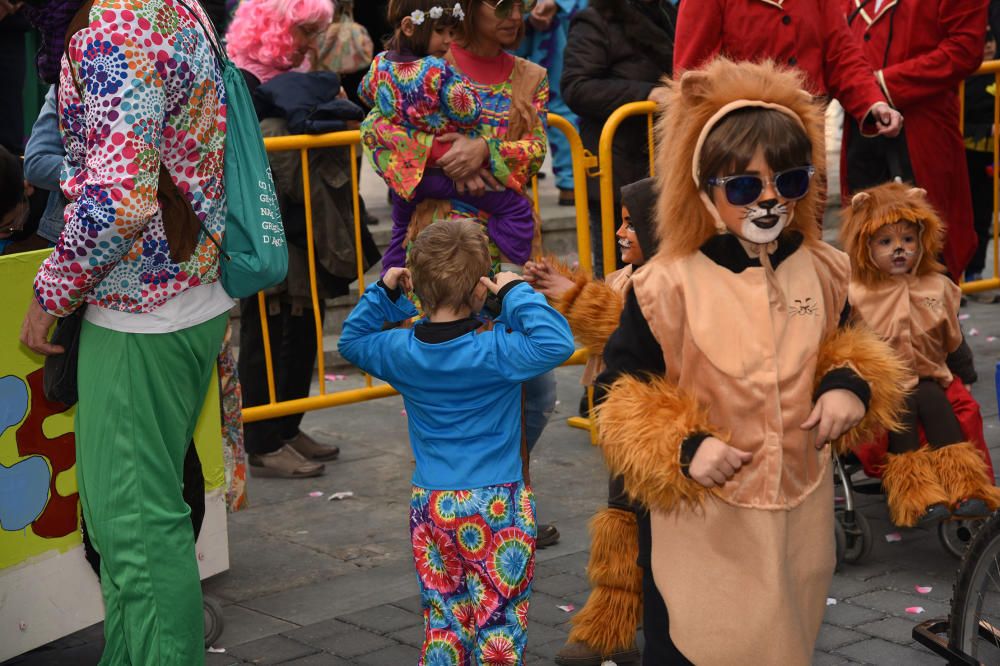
top-left (180, 0), bottom-right (288, 298)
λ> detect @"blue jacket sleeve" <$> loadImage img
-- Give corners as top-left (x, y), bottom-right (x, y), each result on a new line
top-left (491, 282), bottom-right (575, 381)
top-left (23, 86), bottom-right (63, 192)
top-left (338, 282), bottom-right (419, 379)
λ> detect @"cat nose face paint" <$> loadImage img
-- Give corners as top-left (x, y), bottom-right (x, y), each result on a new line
top-left (868, 221), bottom-right (920, 275)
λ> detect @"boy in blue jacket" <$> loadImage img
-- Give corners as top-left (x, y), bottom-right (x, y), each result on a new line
top-left (339, 219), bottom-right (575, 664)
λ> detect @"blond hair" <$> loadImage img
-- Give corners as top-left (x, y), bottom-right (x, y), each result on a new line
top-left (408, 219), bottom-right (491, 312)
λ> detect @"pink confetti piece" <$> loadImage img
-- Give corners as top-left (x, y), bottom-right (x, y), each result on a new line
top-left (989, 337), bottom-right (997, 343)
top-left (826, 598), bottom-right (837, 606)
top-left (959, 313), bottom-right (971, 320)
top-left (324, 373), bottom-right (347, 382)
top-left (915, 586), bottom-right (933, 594)
top-left (400, 409), bottom-right (407, 416)
top-left (308, 491), bottom-right (324, 498)
top-left (969, 328), bottom-right (980, 336)
top-left (557, 604), bottom-right (575, 613)
top-left (885, 532), bottom-right (903, 543)
top-left (906, 606), bottom-right (925, 615)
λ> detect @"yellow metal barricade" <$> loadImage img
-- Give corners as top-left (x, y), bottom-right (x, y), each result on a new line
top-left (960, 60), bottom-right (1000, 295)
top-left (244, 115), bottom-right (593, 424)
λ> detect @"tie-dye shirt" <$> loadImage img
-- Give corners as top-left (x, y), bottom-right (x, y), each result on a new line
top-left (34, 0), bottom-right (228, 317)
top-left (359, 52), bottom-right (481, 201)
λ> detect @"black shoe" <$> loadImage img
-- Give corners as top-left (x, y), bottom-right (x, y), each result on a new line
top-left (363, 212), bottom-right (379, 226)
top-left (578, 390), bottom-right (589, 418)
top-left (917, 503), bottom-right (952, 526)
top-left (537, 523), bottom-right (560, 548)
top-left (953, 498), bottom-right (992, 518)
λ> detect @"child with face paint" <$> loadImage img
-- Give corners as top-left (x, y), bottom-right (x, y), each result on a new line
top-left (593, 58), bottom-right (908, 665)
top-left (523, 177), bottom-right (658, 665)
top-left (841, 182), bottom-right (1000, 529)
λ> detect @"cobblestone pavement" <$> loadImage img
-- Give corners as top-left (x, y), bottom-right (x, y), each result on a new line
top-left (10, 128), bottom-right (1000, 665)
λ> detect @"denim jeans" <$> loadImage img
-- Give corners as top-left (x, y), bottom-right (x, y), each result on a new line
top-left (524, 370), bottom-right (557, 453)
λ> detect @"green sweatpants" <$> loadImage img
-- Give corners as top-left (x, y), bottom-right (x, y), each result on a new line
top-left (76, 313), bottom-right (228, 665)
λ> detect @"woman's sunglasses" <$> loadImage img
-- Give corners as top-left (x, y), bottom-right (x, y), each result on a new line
top-left (485, 0), bottom-right (537, 18)
top-left (708, 165), bottom-right (816, 207)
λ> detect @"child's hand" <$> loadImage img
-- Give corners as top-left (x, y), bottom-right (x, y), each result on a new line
top-left (523, 259), bottom-right (575, 299)
top-left (480, 271), bottom-right (521, 294)
top-left (383, 267), bottom-right (412, 293)
top-left (688, 437), bottom-right (753, 488)
top-left (801, 388), bottom-right (865, 448)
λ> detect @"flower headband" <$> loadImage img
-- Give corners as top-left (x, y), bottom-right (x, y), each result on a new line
top-left (410, 3), bottom-right (465, 24)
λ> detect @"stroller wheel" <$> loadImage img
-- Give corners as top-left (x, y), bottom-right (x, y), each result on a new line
top-left (838, 509), bottom-right (873, 564)
top-left (834, 518), bottom-right (847, 568)
top-left (203, 594), bottom-right (225, 648)
top-left (939, 518), bottom-right (984, 559)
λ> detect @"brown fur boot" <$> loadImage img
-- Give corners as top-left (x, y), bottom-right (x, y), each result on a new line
top-left (882, 448), bottom-right (950, 527)
top-left (559, 508), bottom-right (642, 662)
top-left (932, 442), bottom-right (1000, 511)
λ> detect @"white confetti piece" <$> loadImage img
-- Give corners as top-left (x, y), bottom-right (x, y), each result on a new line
top-left (207, 647), bottom-right (226, 653)
top-left (557, 604), bottom-right (575, 612)
top-left (960, 313), bottom-right (971, 320)
top-left (915, 586), bottom-right (933, 594)
top-left (328, 491), bottom-right (354, 501)
top-left (988, 337), bottom-right (997, 343)
top-left (969, 328), bottom-right (980, 336)
top-left (826, 598), bottom-right (837, 606)
top-left (324, 373), bottom-right (347, 382)
top-left (308, 491), bottom-right (324, 498)
top-left (600, 661), bottom-right (618, 666)
top-left (555, 400), bottom-right (561, 406)
top-left (885, 532), bottom-right (903, 542)
top-left (906, 606), bottom-right (925, 615)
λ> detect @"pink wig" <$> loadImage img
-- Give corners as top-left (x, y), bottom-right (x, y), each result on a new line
top-left (226, 0), bottom-right (334, 83)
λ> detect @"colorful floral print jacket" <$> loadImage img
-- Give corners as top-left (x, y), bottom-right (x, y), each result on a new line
top-left (34, 0), bottom-right (227, 317)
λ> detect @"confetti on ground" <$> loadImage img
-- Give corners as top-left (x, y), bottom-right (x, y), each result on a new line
top-left (969, 328), bottom-right (980, 336)
top-left (557, 604), bottom-right (575, 613)
top-left (308, 491), bottom-right (324, 498)
top-left (328, 491), bottom-right (354, 501)
top-left (555, 400), bottom-right (561, 406)
top-left (324, 373), bottom-right (347, 382)
top-left (915, 586), bottom-right (933, 594)
top-left (885, 532), bottom-right (903, 543)
top-left (960, 313), bottom-right (971, 320)
top-left (906, 606), bottom-right (925, 615)
top-left (207, 647), bottom-right (226, 653)
top-left (989, 337), bottom-right (997, 343)
top-left (826, 598), bottom-right (837, 606)
top-left (401, 409), bottom-right (407, 416)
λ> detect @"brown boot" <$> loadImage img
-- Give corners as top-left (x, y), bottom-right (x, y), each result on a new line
top-left (285, 431), bottom-right (340, 461)
top-left (249, 444), bottom-right (325, 478)
top-left (933, 442), bottom-right (1000, 510)
top-left (882, 448), bottom-right (950, 527)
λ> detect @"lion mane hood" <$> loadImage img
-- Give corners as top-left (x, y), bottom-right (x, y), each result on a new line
top-left (653, 58), bottom-right (826, 258)
top-left (839, 182), bottom-right (947, 285)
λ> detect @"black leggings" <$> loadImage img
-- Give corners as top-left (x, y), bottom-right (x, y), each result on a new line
top-left (888, 379), bottom-right (964, 453)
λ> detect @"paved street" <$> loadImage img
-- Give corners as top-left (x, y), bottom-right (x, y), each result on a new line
top-left (9, 114), bottom-right (1000, 665)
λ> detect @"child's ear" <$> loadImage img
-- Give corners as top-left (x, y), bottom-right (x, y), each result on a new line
top-left (400, 16), bottom-right (415, 37)
top-left (907, 187), bottom-right (928, 200)
top-left (850, 191), bottom-right (872, 212)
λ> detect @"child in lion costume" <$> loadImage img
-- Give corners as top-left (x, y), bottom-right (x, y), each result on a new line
top-left (841, 182), bottom-right (1000, 528)
top-left (594, 58), bottom-right (908, 665)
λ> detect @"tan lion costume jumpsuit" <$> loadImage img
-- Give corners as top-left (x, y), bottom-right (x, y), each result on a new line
top-left (595, 59), bottom-right (907, 665)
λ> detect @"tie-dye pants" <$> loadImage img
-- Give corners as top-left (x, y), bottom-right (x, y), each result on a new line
top-left (409, 481), bottom-right (537, 665)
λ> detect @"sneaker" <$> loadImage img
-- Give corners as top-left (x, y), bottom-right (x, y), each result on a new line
top-left (953, 498), bottom-right (992, 518)
top-left (537, 523), bottom-right (560, 548)
top-left (555, 640), bottom-right (641, 666)
top-left (558, 188), bottom-right (575, 206)
top-left (285, 431), bottom-right (341, 461)
top-left (249, 444), bottom-right (325, 478)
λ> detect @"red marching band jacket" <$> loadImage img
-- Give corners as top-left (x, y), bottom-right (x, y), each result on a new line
top-left (841, 0), bottom-right (988, 278)
top-left (673, 0), bottom-right (886, 124)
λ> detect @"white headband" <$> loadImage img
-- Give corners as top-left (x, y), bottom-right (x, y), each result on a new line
top-left (410, 3), bottom-right (465, 25)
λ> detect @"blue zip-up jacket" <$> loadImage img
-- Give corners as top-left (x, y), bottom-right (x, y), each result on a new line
top-left (339, 280), bottom-right (575, 490)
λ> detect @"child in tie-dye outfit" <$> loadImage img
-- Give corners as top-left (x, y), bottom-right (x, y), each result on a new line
top-left (339, 220), bottom-right (574, 664)
top-left (359, 0), bottom-right (536, 274)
